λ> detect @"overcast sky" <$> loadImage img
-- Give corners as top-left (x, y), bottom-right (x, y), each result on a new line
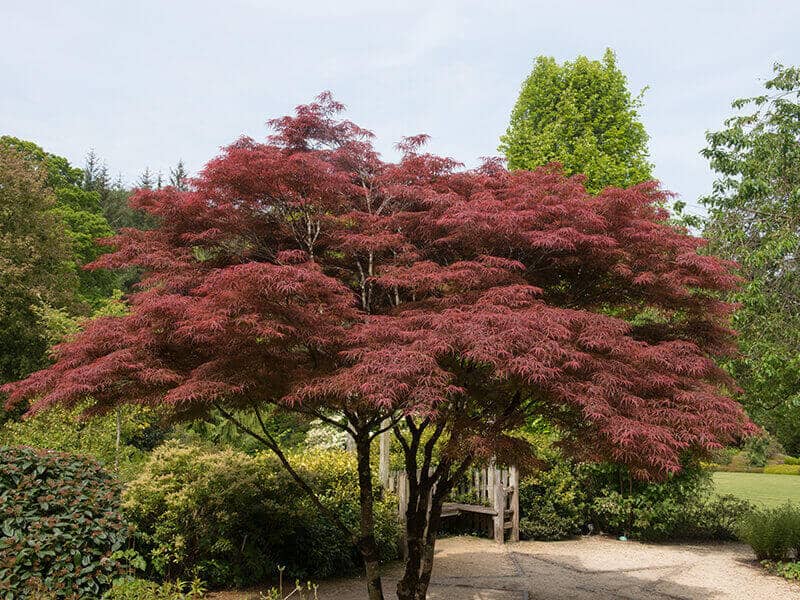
top-left (2, 1), bottom-right (798, 215)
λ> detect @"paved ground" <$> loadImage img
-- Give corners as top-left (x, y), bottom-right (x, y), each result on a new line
top-left (211, 535), bottom-right (800, 599)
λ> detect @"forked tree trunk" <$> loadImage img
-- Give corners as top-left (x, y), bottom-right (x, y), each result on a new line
top-left (396, 473), bottom-right (448, 600)
top-left (396, 453), bottom-right (471, 600)
top-left (414, 492), bottom-right (446, 600)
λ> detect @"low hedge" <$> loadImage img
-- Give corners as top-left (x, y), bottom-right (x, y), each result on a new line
top-left (0, 446), bottom-right (133, 599)
top-left (123, 443), bottom-right (399, 588)
top-left (764, 465), bottom-right (800, 475)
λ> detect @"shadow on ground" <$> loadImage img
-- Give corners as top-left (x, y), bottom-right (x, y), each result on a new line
top-left (210, 535), bottom-right (800, 600)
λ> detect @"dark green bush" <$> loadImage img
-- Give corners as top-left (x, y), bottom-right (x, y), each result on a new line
top-left (518, 462), bottom-right (586, 540)
top-left (738, 503), bottom-right (800, 560)
top-left (123, 443), bottom-right (399, 588)
top-left (516, 459), bottom-right (752, 543)
top-left (585, 464), bottom-right (753, 541)
top-left (0, 445), bottom-right (133, 599)
top-left (744, 434), bottom-right (776, 467)
top-left (784, 456), bottom-right (800, 466)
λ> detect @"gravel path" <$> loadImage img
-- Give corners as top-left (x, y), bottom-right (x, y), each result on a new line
top-left (211, 535), bottom-right (800, 599)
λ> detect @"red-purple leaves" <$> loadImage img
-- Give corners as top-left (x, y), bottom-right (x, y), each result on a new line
top-left (2, 94), bottom-right (752, 477)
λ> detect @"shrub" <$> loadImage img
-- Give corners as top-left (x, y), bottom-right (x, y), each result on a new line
top-left (764, 464), bottom-right (800, 475)
top-left (587, 465), bottom-right (752, 541)
top-left (710, 447), bottom-right (737, 466)
top-left (0, 446), bottom-right (134, 599)
top-left (102, 577), bottom-right (205, 599)
top-left (676, 495), bottom-right (754, 540)
top-left (744, 434), bottom-right (777, 468)
top-left (784, 456), bottom-right (800, 466)
top-left (123, 443), bottom-right (399, 588)
top-left (762, 561), bottom-right (800, 581)
top-left (518, 462), bottom-right (587, 540)
top-left (738, 504), bottom-right (800, 560)
top-left (0, 405), bottom-right (156, 480)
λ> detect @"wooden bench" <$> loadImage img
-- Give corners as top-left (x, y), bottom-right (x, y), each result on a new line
top-left (386, 462), bottom-right (520, 545)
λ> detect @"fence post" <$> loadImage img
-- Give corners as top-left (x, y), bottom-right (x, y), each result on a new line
top-left (397, 471), bottom-right (408, 558)
top-left (492, 462), bottom-right (504, 543)
top-left (379, 425), bottom-right (390, 488)
top-left (510, 465), bottom-right (520, 542)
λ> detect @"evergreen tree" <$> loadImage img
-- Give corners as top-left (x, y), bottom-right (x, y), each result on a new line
top-left (169, 159), bottom-right (189, 191)
top-left (138, 167), bottom-right (153, 190)
top-left (82, 149), bottom-right (102, 191)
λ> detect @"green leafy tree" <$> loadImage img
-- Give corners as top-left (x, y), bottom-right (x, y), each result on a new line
top-left (0, 145), bottom-right (77, 387)
top-left (701, 63), bottom-right (800, 453)
top-left (0, 137), bottom-right (118, 307)
top-left (500, 48), bottom-right (652, 193)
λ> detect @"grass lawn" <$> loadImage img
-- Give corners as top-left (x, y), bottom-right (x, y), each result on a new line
top-left (713, 471), bottom-right (800, 507)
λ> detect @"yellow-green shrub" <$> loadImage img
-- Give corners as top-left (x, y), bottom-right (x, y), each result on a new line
top-left (764, 464), bottom-right (800, 475)
top-left (123, 443), bottom-right (399, 588)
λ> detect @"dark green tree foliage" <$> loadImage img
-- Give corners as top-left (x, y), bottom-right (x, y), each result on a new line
top-left (701, 64), bottom-right (800, 453)
top-left (500, 49), bottom-right (652, 193)
top-left (0, 446), bottom-right (133, 598)
top-left (0, 137), bottom-right (117, 308)
top-left (100, 174), bottom-right (153, 232)
top-left (137, 168), bottom-right (154, 190)
top-left (0, 146), bottom-right (76, 386)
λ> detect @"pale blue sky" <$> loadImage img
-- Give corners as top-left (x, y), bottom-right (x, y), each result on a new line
top-left (2, 1), bottom-right (797, 215)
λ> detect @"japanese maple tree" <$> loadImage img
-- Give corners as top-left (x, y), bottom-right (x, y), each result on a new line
top-left (3, 94), bottom-right (752, 600)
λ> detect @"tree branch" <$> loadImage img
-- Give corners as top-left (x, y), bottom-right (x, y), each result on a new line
top-left (215, 403), bottom-right (357, 543)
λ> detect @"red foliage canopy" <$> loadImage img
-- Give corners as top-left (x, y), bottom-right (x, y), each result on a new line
top-left (3, 93), bottom-right (753, 477)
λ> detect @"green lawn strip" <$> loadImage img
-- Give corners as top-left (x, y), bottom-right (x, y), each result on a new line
top-left (712, 472), bottom-right (800, 507)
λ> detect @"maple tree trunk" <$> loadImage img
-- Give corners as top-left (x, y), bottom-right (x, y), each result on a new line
top-left (396, 453), bottom-right (472, 600)
top-left (396, 478), bottom-right (447, 600)
top-left (355, 432), bottom-right (385, 600)
top-left (415, 492), bottom-right (445, 600)
top-left (396, 477), bottom-right (429, 600)
top-left (396, 468), bottom-right (444, 600)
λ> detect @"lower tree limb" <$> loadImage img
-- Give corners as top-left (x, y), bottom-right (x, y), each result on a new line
top-left (215, 404), bottom-right (355, 543)
top-left (218, 404), bottom-right (385, 600)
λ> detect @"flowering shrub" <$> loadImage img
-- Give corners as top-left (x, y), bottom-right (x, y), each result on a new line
top-left (0, 446), bottom-right (133, 599)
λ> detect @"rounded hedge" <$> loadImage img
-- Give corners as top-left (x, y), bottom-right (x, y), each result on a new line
top-left (0, 445), bottom-right (133, 599)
